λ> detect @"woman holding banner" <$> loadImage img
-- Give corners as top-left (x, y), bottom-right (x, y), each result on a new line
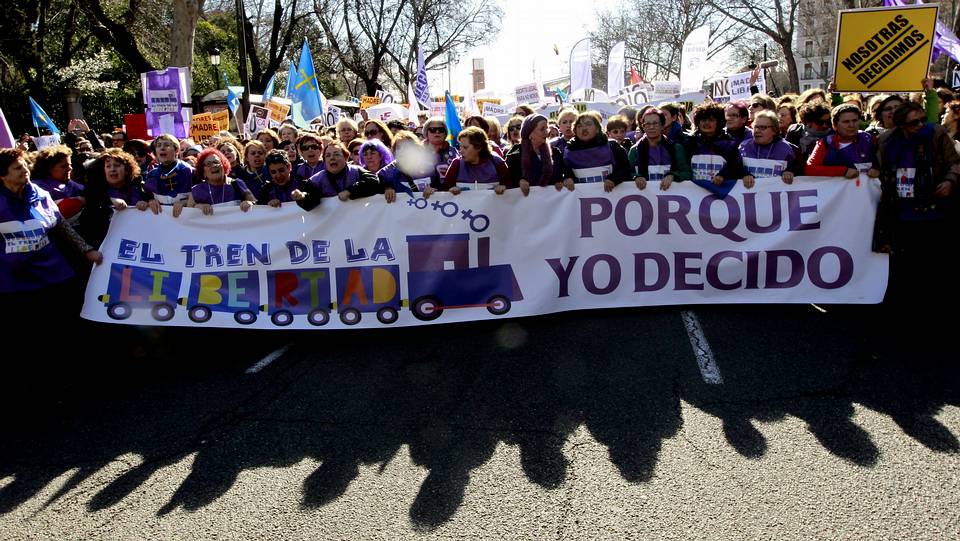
top-left (739, 110), bottom-right (803, 188)
top-left (144, 134), bottom-right (194, 207)
top-left (377, 131), bottom-right (430, 203)
top-left (806, 104), bottom-right (879, 179)
top-left (505, 114), bottom-right (566, 196)
top-left (259, 150), bottom-right (307, 207)
top-left (437, 127), bottom-right (510, 195)
top-left (79, 149), bottom-right (156, 246)
top-left (173, 148), bottom-right (256, 217)
top-left (629, 108), bottom-right (690, 192)
top-left (292, 142), bottom-right (382, 210)
top-left (422, 116), bottom-right (460, 182)
top-left (682, 102), bottom-right (745, 196)
top-left (562, 111), bottom-right (629, 192)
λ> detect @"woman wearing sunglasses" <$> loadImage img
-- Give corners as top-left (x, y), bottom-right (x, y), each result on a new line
top-left (362, 119), bottom-right (395, 149)
top-left (785, 101), bottom-right (833, 162)
top-left (806, 103), bottom-right (879, 179)
top-left (504, 116), bottom-right (524, 148)
top-left (422, 116), bottom-right (460, 187)
top-left (292, 133), bottom-right (326, 183)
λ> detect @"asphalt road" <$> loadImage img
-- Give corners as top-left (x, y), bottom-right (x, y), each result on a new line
top-left (1, 302), bottom-right (958, 539)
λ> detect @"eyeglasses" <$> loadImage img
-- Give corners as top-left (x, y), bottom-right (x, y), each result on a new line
top-left (882, 105), bottom-right (898, 112)
top-left (300, 144), bottom-right (320, 151)
top-left (364, 130), bottom-right (380, 137)
top-left (753, 124), bottom-right (775, 131)
top-left (642, 121), bottom-right (661, 127)
top-left (427, 126), bottom-right (447, 134)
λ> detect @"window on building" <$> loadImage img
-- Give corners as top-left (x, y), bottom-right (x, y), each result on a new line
top-left (804, 63), bottom-right (813, 79)
top-left (803, 84), bottom-right (811, 91)
top-left (805, 40), bottom-right (813, 57)
top-left (821, 61), bottom-right (829, 77)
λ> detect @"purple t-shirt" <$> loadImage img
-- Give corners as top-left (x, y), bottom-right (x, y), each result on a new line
top-left (0, 183), bottom-right (74, 293)
top-left (190, 179), bottom-right (252, 205)
top-left (32, 178), bottom-right (85, 200)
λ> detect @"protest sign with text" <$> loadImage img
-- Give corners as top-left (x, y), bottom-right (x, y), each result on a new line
top-left (83, 179), bottom-right (887, 330)
top-left (834, 4), bottom-right (938, 92)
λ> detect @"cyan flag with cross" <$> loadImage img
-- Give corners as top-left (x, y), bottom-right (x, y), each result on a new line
top-left (290, 40), bottom-right (325, 128)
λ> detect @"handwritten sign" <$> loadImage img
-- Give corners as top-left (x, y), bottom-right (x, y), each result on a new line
top-left (266, 100), bottom-right (290, 123)
top-left (190, 113), bottom-right (220, 141)
top-left (360, 96), bottom-right (381, 110)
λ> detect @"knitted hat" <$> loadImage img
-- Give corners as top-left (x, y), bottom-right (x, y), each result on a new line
top-left (520, 114), bottom-right (547, 140)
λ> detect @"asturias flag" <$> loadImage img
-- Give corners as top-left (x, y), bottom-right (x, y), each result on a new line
top-left (444, 91), bottom-right (462, 146)
top-left (28, 97), bottom-right (59, 135)
top-left (290, 40), bottom-right (324, 128)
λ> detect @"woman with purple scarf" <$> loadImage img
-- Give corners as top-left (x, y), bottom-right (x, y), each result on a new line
top-left (562, 111), bottom-right (630, 192)
top-left (628, 108), bottom-right (691, 191)
top-left (739, 110), bottom-right (804, 188)
top-left (505, 114), bottom-right (567, 196)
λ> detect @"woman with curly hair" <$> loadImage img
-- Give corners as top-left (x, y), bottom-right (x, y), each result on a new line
top-left (78, 148), bottom-right (156, 246)
top-left (30, 145), bottom-right (86, 219)
top-left (173, 147), bottom-right (256, 217)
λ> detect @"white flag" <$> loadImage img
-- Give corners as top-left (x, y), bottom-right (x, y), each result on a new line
top-left (680, 26), bottom-right (711, 94)
top-left (607, 41), bottom-right (626, 96)
top-left (407, 81), bottom-right (421, 123)
top-left (569, 39), bottom-right (592, 96)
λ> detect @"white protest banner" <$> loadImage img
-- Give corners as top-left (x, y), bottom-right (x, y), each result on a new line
top-left (515, 83), bottom-right (541, 105)
top-left (614, 84), bottom-right (650, 106)
top-left (32, 134), bottom-right (61, 150)
top-left (681, 26), bottom-right (711, 94)
top-left (245, 105), bottom-right (271, 136)
top-left (570, 39), bottom-right (593, 95)
top-left (365, 103), bottom-right (408, 122)
top-left (652, 81), bottom-right (682, 101)
top-left (375, 90), bottom-right (396, 103)
top-left (325, 105), bottom-right (342, 127)
top-left (82, 179), bottom-right (887, 330)
top-left (608, 41), bottom-right (627, 96)
top-left (728, 70), bottom-right (766, 102)
top-left (482, 102), bottom-right (507, 116)
top-left (570, 87), bottom-right (610, 104)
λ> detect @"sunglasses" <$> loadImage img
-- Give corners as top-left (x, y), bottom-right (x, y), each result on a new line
top-left (364, 130), bottom-right (380, 137)
top-left (749, 103), bottom-right (763, 109)
top-left (815, 118), bottom-right (830, 126)
top-left (427, 126), bottom-right (447, 134)
top-left (904, 118), bottom-right (925, 127)
top-left (508, 126), bottom-right (521, 132)
top-left (300, 144), bottom-right (320, 151)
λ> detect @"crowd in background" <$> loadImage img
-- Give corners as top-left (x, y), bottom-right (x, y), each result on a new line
top-left (3, 75), bottom-right (958, 310)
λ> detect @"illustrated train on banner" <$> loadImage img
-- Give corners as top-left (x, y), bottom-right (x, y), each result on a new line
top-left (82, 181), bottom-right (889, 330)
top-left (96, 233), bottom-right (522, 327)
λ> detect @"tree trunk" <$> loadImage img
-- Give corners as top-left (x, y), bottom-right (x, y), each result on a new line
top-left (781, 43), bottom-right (800, 92)
top-left (170, 0), bottom-right (204, 68)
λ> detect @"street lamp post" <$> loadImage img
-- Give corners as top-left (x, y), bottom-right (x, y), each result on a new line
top-left (209, 47), bottom-right (221, 87)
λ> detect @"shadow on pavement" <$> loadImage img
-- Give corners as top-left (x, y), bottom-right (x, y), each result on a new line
top-left (0, 303), bottom-right (956, 530)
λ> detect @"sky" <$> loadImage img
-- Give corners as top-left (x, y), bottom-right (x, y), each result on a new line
top-left (426, 0), bottom-right (619, 102)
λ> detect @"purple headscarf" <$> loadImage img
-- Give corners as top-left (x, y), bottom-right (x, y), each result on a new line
top-left (520, 114), bottom-right (553, 183)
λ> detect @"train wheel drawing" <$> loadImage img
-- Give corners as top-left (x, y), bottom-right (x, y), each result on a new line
top-left (340, 308), bottom-right (361, 325)
top-left (234, 310), bottom-right (257, 325)
top-left (271, 310), bottom-right (294, 327)
top-left (307, 309), bottom-right (330, 327)
top-left (486, 295), bottom-right (511, 316)
top-left (188, 305), bottom-right (213, 323)
top-left (376, 307), bottom-right (399, 324)
top-left (411, 296), bottom-right (444, 321)
top-left (150, 303), bottom-right (176, 322)
top-left (106, 302), bottom-right (132, 320)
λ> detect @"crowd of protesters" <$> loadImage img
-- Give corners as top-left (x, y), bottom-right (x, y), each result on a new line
top-left (2, 74), bottom-right (958, 309)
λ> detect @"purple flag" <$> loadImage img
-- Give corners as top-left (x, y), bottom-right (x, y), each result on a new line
top-left (0, 106), bottom-right (15, 148)
top-left (882, 0), bottom-right (960, 63)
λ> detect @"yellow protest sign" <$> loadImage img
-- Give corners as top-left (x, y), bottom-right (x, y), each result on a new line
top-left (360, 96), bottom-right (381, 109)
top-left (475, 98), bottom-right (500, 113)
top-left (266, 100), bottom-right (290, 122)
top-left (210, 109), bottom-right (230, 131)
top-left (190, 113), bottom-right (220, 141)
top-left (834, 5), bottom-right (938, 92)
